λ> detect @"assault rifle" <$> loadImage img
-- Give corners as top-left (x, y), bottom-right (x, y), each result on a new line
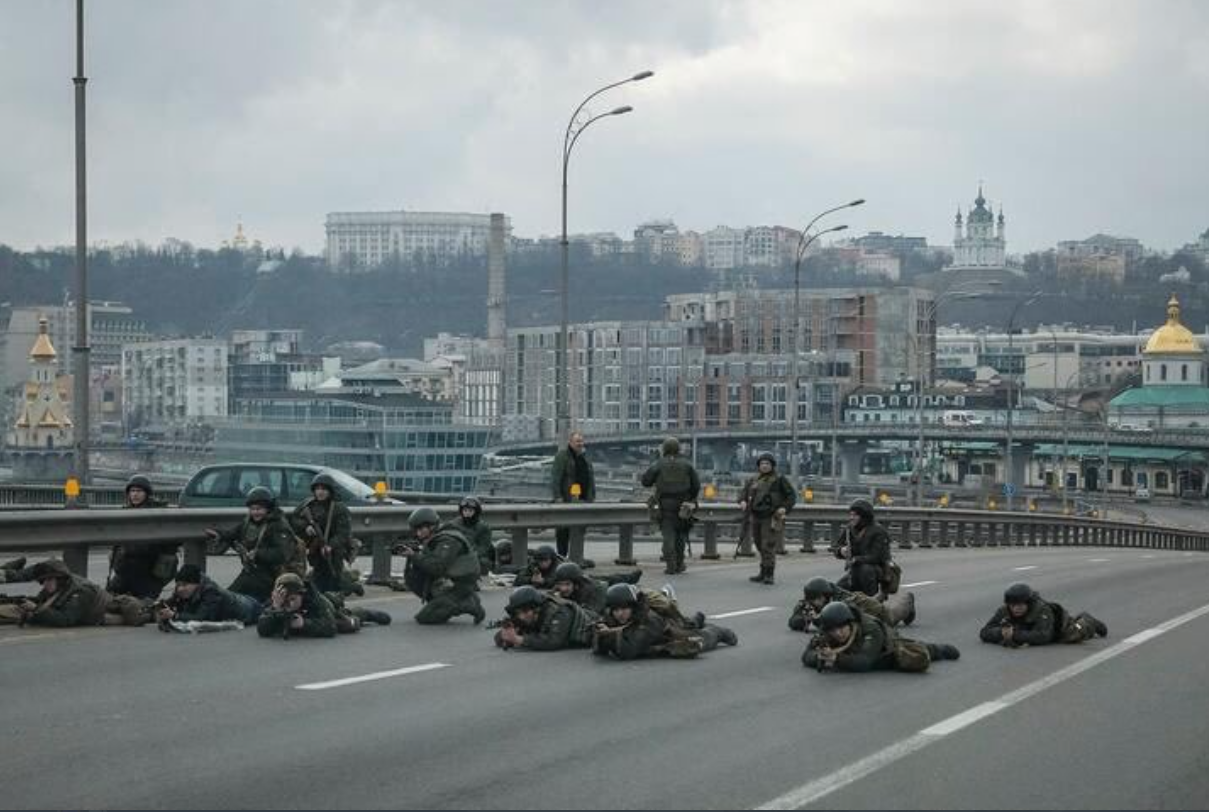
top-left (0, 594), bottom-right (35, 627)
top-left (808, 636), bottom-right (836, 673)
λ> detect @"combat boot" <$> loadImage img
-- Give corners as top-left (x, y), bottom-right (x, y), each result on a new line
top-left (718, 626), bottom-right (739, 646)
top-left (762, 567), bottom-right (775, 586)
top-left (357, 607), bottom-right (392, 626)
top-left (927, 643), bottom-right (961, 661)
top-left (692, 611), bottom-right (707, 629)
top-left (470, 600), bottom-right (486, 625)
top-left (1094, 618), bottom-right (1108, 638)
top-left (1, 556), bottom-right (27, 574)
top-left (749, 566), bottom-right (766, 583)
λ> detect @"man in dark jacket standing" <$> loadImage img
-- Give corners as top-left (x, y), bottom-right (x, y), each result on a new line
top-left (835, 499), bottom-right (892, 597)
top-left (154, 564), bottom-right (262, 625)
top-left (980, 583), bottom-right (1107, 647)
top-left (641, 437), bottom-right (701, 575)
top-left (551, 431), bottom-right (595, 560)
top-left (108, 475), bottom-right (179, 600)
top-left (739, 453), bottom-right (797, 585)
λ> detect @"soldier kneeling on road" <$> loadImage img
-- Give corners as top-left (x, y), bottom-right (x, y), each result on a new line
top-left (154, 564), bottom-right (263, 627)
top-left (980, 583), bottom-right (1107, 648)
top-left (592, 583), bottom-right (737, 661)
top-left (803, 602), bottom-right (959, 673)
top-left (397, 508), bottom-right (485, 625)
top-left (789, 576), bottom-right (916, 632)
top-left (493, 585), bottom-right (596, 651)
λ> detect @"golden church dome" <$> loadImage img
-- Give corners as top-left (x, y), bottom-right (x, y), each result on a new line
top-left (1144, 295), bottom-right (1201, 355)
top-left (28, 316), bottom-right (58, 361)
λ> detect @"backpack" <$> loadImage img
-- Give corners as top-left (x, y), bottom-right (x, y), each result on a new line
top-left (879, 560), bottom-right (902, 595)
top-left (643, 589), bottom-right (686, 623)
top-left (893, 638), bottom-right (931, 672)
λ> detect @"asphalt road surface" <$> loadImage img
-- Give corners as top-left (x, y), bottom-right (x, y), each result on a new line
top-left (3, 545), bottom-right (1208, 810)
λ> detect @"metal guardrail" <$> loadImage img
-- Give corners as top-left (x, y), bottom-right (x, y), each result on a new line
top-left (0, 503), bottom-right (1205, 585)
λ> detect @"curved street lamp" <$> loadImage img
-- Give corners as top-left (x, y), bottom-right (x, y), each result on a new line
top-left (789, 199), bottom-right (865, 481)
top-left (557, 71), bottom-right (653, 442)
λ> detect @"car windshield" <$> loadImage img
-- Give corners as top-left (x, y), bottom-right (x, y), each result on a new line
top-left (321, 468), bottom-right (377, 499)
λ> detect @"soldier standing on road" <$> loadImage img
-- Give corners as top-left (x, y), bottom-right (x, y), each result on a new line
top-left (292, 473), bottom-right (358, 597)
top-left (107, 475), bottom-right (179, 600)
top-left (834, 499), bottom-right (892, 597)
top-left (551, 431), bottom-right (595, 560)
top-left (641, 437), bottom-right (701, 575)
top-left (397, 507), bottom-right (486, 625)
top-left (591, 584), bottom-right (738, 661)
top-left (451, 497), bottom-right (495, 576)
top-left (803, 602), bottom-right (960, 673)
top-left (493, 585), bottom-right (595, 651)
top-left (205, 487), bottom-right (305, 603)
top-left (788, 576), bottom-right (915, 632)
top-left (979, 583), bottom-right (1108, 647)
top-left (739, 453), bottom-right (797, 585)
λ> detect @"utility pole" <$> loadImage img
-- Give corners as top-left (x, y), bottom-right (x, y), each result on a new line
top-left (71, 0), bottom-right (91, 485)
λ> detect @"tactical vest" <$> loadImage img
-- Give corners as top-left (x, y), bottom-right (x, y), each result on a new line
top-left (654, 458), bottom-right (694, 498)
top-left (547, 594), bottom-right (596, 646)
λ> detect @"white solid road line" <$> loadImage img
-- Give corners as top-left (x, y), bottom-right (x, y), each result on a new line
top-left (295, 662), bottom-right (450, 691)
top-left (1089, 558), bottom-right (1111, 563)
top-left (756, 599), bottom-right (1209, 810)
top-left (711, 606), bottom-right (776, 620)
top-left (901, 580), bottom-right (938, 588)
top-left (1012, 565), bottom-right (1037, 571)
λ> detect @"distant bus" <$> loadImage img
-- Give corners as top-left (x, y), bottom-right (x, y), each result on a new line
top-left (941, 410), bottom-right (983, 428)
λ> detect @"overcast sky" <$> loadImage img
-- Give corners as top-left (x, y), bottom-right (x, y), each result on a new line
top-left (2, 0), bottom-right (1207, 254)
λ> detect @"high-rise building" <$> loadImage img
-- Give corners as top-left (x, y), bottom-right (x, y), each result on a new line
top-left (121, 338), bottom-right (230, 431)
top-left (325, 210), bottom-right (511, 271)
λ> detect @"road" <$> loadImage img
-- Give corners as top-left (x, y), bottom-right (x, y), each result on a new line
top-left (3, 545), bottom-right (1208, 810)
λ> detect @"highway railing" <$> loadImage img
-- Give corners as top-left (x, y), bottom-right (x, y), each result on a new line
top-left (0, 503), bottom-right (1205, 585)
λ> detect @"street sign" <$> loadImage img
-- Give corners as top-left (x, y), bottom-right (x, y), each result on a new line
top-left (1002, 483), bottom-right (1017, 497)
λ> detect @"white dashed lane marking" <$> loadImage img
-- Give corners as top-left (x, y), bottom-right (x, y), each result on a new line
top-left (710, 606), bottom-right (776, 620)
top-left (295, 662), bottom-right (450, 691)
top-left (1012, 566), bottom-right (1037, 571)
top-left (902, 580), bottom-right (938, 588)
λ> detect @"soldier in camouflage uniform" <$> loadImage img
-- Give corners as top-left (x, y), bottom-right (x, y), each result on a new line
top-left (257, 573), bottom-right (339, 639)
top-left (550, 561), bottom-right (607, 614)
top-left (107, 475), bottom-right (179, 600)
top-left (292, 473), bottom-right (357, 596)
top-left (206, 487), bottom-right (305, 603)
top-left (641, 437), bottom-right (701, 575)
top-left (591, 584), bottom-right (737, 661)
top-left (0, 558), bottom-right (149, 627)
top-left (451, 496), bottom-right (495, 576)
top-left (739, 453), bottom-right (797, 585)
top-left (398, 507), bottom-right (485, 625)
top-left (514, 544), bottom-right (562, 589)
top-left (834, 499), bottom-right (892, 597)
top-left (788, 576), bottom-right (916, 632)
top-left (980, 583), bottom-right (1108, 647)
top-left (494, 585), bottom-right (595, 651)
top-left (803, 602), bottom-right (959, 673)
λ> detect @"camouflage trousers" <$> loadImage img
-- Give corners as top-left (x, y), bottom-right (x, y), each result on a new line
top-left (751, 515), bottom-right (784, 571)
top-left (415, 580), bottom-right (483, 625)
top-left (659, 513), bottom-right (690, 573)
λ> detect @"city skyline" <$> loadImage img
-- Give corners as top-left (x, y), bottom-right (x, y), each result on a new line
top-left (1, 1), bottom-right (1208, 254)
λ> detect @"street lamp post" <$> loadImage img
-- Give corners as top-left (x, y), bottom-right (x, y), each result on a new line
top-left (1059, 367), bottom-right (1085, 514)
top-left (558, 70), bottom-right (652, 443)
top-left (790, 204), bottom-right (862, 479)
top-left (72, 0), bottom-right (91, 484)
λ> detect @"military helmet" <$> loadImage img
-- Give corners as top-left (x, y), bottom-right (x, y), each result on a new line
top-left (274, 572), bottom-right (305, 595)
top-left (816, 601), bottom-right (856, 632)
top-left (534, 544), bottom-right (558, 561)
top-left (494, 540), bottom-right (513, 565)
top-left (407, 507), bottom-right (441, 529)
top-left (125, 474), bottom-right (154, 496)
top-left (245, 486), bottom-right (276, 508)
top-left (604, 583), bottom-right (641, 609)
top-left (1004, 582), bottom-right (1034, 605)
top-left (803, 576), bottom-right (837, 600)
top-left (507, 585), bottom-right (544, 613)
top-left (552, 562), bottom-right (583, 584)
top-left (848, 498), bottom-right (875, 523)
top-left (756, 452), bottom-right (777, 467)
top-left (661, 436), bottom-right (681, 456)
top-left (458, 496), bottom-right (482, 514)
top-left (32, 559), bottom-right (71, 582)
top-left (310, 472), bottom-right (338, 495)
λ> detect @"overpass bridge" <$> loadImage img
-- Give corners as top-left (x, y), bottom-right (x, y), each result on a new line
top-left (1, 503), bottom-right (1208, 809)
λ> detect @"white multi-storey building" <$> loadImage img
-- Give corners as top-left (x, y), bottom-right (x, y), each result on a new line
top-left (704, 226), bottom-right (747, 269)
top-left (121, 339), bottom-right (230, 429)
top-left (325, 210), bottom-right (511, 271)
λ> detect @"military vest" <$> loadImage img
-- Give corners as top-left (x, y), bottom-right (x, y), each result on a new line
top-left (654, 457), bottom-right (694, 498)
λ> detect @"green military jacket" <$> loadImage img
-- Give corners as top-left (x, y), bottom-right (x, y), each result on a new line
top-left (980, 598), bottom-right (1059, 646)
top-left (788, 587), bottom-right (887, 632)
top-left (256, 583), bottom-right (338, 638)
top-left (640, 455), bottom-right (701, 504)
top-left (26, 573), bottom-right (108, 627)
top-left (292, 497), bottom-right (353, 560)
top-left (511, 597), bottom-right (592, 651)
top-left (740, 472), bottom-right (797, 517)
top-left (414, 525), bottom-right (480, 583)
top-left (802, 611), bottom-right (897, 672)
top-left (450, 516), bottom-right (494, 574)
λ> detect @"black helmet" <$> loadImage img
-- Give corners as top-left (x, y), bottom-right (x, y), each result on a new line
top-left (458, 496), bottom-right (482, 514)
top-left (310, 472), bottom-right (338, 495)
top-left (803, 577), bottom-right (837, 600)
top-left (848, 498), bottom-right (875, 523)
top-left (661, 437), bottom-right (681, 456)
top-left (494, 540), bottom-right (513, 565)
top-left (1004, 583), bottom-right (1034, 605)
top-left (125, 474), bottom-right (153, 496)
top-left (245, 486), bottom-right (276, 508)
top-left (408, 507), bottom-right (441, 529)
top-left (816, 601), bottom-right (856, 632)
top-left (604, 583), bottom-right (640, 609)
top-left (553, 562), bottom-right (583, 583)
top-left (534, 544), bottom-right (558, 561)
top-left (507, 586), bottom-right (544, 614)
top-left (756, 452), bottom-right (777, 468)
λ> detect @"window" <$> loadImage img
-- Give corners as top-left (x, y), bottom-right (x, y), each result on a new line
top-left (1161, 364), bottom-right (1167, 382)
top-left (1182, 365), bottom-right (1188, 382)
top-left (1156, 472), bottom-right (1169, 490)
top-left (188, 468), bottom-right (234, 498)
top-left (236, 467), bottom-right (284, 497)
